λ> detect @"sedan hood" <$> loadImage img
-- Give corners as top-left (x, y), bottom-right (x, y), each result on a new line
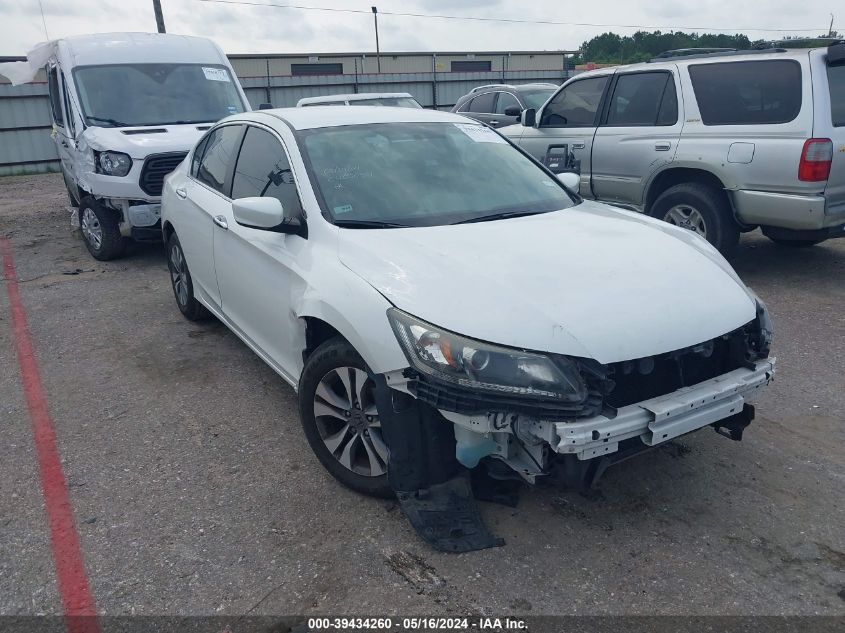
top-left (337, 201), bottom-right (756, 364)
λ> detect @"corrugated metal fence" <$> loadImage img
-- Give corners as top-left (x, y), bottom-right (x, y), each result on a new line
top-left (0, 51), bottom-right (575, 176)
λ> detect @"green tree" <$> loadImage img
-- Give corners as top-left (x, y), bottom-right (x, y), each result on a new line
top-left (579, 30), bottom-right (754, 64)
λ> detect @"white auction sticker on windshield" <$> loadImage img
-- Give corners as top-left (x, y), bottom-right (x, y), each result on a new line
top-left (202, 67), bottom-right (230, 82)
top-left (453, 123), bottom-right (506, 144)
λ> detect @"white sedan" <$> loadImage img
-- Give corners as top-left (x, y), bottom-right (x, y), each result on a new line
top-left (161, 107), bottom-right (775, 551)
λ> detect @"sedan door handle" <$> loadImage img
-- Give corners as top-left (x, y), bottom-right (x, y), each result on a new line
top-left (175, 187), bottom-right (187, 199)
top-left (572, 142), bottom-right (586, 150)
top-left (655, 142), bottom-right (672, 151)
top-left (488, 120), bottom-right (499, 126)
top-left (213, 215), bottom-right (228, 230)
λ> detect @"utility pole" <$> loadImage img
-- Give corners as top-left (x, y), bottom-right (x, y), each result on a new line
top-left (829, 13), bottom-right (835, 37)
top-left (153, 0), bottom-right (166, 33)
top-left (372, 6), bottom-right (381, 73)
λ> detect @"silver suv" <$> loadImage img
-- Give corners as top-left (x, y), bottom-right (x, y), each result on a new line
top-left (499, 43), bottom-right (845, 253)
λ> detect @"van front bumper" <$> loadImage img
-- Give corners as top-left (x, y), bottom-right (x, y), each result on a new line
top-left (732, 190), bottom-right (845, 230)
top-left (523, 358), bottom-right (775, 461)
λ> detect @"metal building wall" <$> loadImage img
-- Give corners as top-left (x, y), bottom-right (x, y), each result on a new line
top-left (1, 50), bottom-right (576, 176)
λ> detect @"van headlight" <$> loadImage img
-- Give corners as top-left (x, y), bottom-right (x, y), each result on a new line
top-left (388, 308), bottom-right (587, 402)
top-left (96, 151), bottom-right (133, 177)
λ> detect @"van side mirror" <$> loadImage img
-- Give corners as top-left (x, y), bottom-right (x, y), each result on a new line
top-left (521, 108), bottom-right (536, 127)
top-left (258, 103), bottom-right (273, 110)
top-left (504, 105), bottom-right (522, 117)
top-left (232, 197), bottom-right (307, 237)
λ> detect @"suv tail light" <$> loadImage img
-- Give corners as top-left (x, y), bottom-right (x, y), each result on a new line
top-left (798, 138), bottom-right (833, 182)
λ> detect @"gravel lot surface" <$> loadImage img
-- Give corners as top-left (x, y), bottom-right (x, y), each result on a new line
top-left (1, 173), bottom-right (843, 618)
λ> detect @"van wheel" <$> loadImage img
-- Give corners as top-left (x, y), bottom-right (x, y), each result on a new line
top-left (650, 183), bottom-right (740, 255)
top-left (298, 338), bottom-right (392, 498)
top-left (166, 233), bottom-right (209, 321)
top-left (79, 198), bottom-right (126, 260)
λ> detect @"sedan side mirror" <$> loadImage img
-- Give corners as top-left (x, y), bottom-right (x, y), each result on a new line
top-left (232, 197), bottom-right (307, 237)
top-left (520, 108), bottom-right (536, 127)
top-left (556, 172), bottom-right (580, 192)
top-left (503, 105), bottom-right (522, 117)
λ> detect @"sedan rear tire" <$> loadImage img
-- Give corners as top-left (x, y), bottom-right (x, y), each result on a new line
top-left (166, 232), bottom-right (209, 321)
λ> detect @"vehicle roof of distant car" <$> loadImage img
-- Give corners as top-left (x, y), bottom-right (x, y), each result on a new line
top-left (296, 92), bottom-right (418, 106)
top-left (468, 83), bottom-right (558, 93)
top-left (58, 32), bottom-right (230, 67)
top-left (247, 105), bottom-right (472, 130)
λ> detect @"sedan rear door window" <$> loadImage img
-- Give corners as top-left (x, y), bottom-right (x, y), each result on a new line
top-left (195, 124), bottom-right (243, 195)
top-left (231, 126), bottom-right (304, 216)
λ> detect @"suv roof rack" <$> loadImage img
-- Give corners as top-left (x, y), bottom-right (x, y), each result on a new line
top-left (468, 82), bottom-right (557, 94)
top-left (648, 47), bottom-right (787, 62)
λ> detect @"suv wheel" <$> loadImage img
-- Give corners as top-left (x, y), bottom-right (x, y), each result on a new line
top-left (79, 198), bottom-right (126, 261)
top-left (298, 338), bottom-right (392, 498)
top-left (166, 233), bottom-right (209, 321)
top-left (651, 183), bottom-right (740, 255)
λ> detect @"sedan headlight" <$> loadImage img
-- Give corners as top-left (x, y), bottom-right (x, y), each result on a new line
top-left (96, 151), bottom-right (133, 177)
top-left (388, 308), bottom-right (587, 402)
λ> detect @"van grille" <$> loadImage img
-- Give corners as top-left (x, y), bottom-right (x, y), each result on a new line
top-left (139, 152), bottom-right (188, 196)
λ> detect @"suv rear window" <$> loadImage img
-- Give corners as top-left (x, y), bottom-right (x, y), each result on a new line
top-left (828, 65), bottom-right (845, 127)
top-left (689, 60), bottom-right (802, 125)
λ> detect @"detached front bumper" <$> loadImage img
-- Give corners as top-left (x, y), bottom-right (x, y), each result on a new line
top-left (526, 358), bottom-right (775, 461)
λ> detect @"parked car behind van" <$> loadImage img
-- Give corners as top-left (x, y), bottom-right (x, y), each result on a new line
top-left (451, 83), bottom-right (557, 128)
top-left (297, 92), bottom-right (422, 108)
top-left (0, 33), bottom-right (251, 260)
top-left (499, 43), bottom-right (845, 254)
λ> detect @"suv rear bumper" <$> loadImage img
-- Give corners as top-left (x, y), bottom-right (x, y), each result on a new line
top-left (732, 190), bottom-right (845, 230)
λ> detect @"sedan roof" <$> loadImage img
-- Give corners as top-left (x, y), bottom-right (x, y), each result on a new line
top-left (261, 106), bottom-right (474, 130)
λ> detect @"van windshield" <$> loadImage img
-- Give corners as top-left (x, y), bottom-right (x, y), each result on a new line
top-left (74, 64), bottom-right (246, 127)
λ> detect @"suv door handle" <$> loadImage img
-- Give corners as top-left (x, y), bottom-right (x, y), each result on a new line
top-left (655, 142), bottom-right (672, 151)
top-left (488, 119), bottom-right (499, 126)
top-left (175, 187), bottom-right (187, 199)
top-left (572, 142), bottom-right (586, 150)
top-left (213, 215), bottom-right (228, 230)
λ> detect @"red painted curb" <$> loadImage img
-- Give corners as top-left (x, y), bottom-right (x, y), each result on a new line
top-left (1, 237), bottom-right (100, 633)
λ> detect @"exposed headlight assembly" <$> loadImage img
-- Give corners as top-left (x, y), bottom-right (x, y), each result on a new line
top-left (388, 308), bottom-right (587, 402)
top-left (96, 151), bottom-right (133, 177)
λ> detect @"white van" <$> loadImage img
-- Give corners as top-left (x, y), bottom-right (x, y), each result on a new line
top-left (0, 33), bottom-right (251, 260)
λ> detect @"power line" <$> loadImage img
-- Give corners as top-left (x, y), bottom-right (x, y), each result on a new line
top-left (196, 0), bottom-right (832, 33)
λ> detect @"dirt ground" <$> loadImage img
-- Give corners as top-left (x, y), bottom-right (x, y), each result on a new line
top-left (1, 173), bottom-right (843, 618)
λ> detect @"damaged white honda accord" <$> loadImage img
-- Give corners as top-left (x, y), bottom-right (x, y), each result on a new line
top-left (161, 107), bottom-right (775, 552)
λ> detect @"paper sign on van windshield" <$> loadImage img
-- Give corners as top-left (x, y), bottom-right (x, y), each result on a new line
top-left (202, 67), bottom-right (231, 82)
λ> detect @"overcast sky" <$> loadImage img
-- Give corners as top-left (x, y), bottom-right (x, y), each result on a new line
top-left (0, 0), bottom-right (838, 56)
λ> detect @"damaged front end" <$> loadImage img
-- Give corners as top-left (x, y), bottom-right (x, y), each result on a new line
top-left (376, 303), bottom-right (775, 552)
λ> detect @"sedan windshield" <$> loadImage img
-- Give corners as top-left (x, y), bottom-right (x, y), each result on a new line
top-left (300, 122), bottom-right (574, 227)
top-left (74, 64), bottom-right (246, 127)
top-left (521, 89), bottom-right (556, 110)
